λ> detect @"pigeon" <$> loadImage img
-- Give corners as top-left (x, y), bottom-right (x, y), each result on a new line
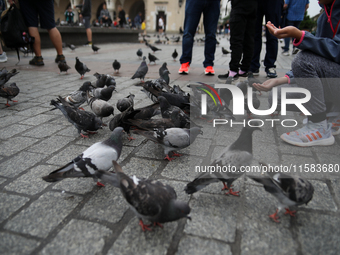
top-left (105, 75), bottom-right (116, 86)
top-left (19, 46), bottom-right (32, 56)
top-left (109, 106), bottom-right (135, 141)
top-left (67, 44), bottom-right (76, 51)
top-left (51, 96), bottom-right (103, 138)
top-left (129, 102), bottom-right (160, 120)
top-left (222, 47), bottom-right (230, 54)
top-left (75, 57), bottom-right (90, 79)
top-left (117, 93), bottom-right (135, 112)
top-left (58, 61), bottom-right (71, 74)
top-left (131, 56), bottom-right (148, 81)
top-left (148, 44), bottom-right (161, 53)
top-left (172, 85), bottom-right (188, 97)
top-left (134, 127), bottom-right (202, 161)
top-left (185, 124), bottom-right (261, 196)
top-left (112, 59), bottom-right (121, 73)
top-left (42, 127), bottom-right (124, 186)
top-left (249, 164), bottom-right (314, 222)
top-left (172, 49), bottom-right (178, 61)
top-left (93, 72), bottom-right (107, 88)
top-left (87, 92), bottom-right (114, 123)
top-left (60, 81), bottom-right (92, 109)
top-left (171, 36), bottom-right (180, 43)
top-left (91, 85), bottom-right (116, 101)
top-left (159, 62), bottom-right (170, 84)
top-left (136, 48), bottom-right (143, 58)
top-left (92, 44), bottom-right (100, 53)
top-left (140, 80), bottom-right (168, 103)
top-left (0, 68), bottom-right (19, 86)
top-left (0, 83), bottom-right (20, 107)
top-left (111, 160), bottom-right (191, 231)
top-left (148, 53), bottom-right (158, 64)
top-left (159, 92), bottom-right (190, 110)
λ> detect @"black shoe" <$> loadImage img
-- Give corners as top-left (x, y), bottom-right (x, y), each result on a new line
top-left (29, 56), bottom-right (44, 66)
top-left (55, 54), bottom-right (66, 63)
top-left (225, 74), bottom-right (239, 84)
top-left (218, 72), bottom-right (230, 79)
top-left (238, 72), bottom-right (249, 78)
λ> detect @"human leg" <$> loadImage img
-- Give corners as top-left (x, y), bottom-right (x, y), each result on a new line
top-left (48, 28), bottom-right (63, 55)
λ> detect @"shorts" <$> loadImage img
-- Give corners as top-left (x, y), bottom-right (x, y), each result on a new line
top-left (83, 16), bottom-right (91, 29)
top-left (19, 0), bottom-right (55, 29)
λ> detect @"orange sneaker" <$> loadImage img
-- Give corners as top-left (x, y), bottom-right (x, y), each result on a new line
top-left (205, 66), bottom-right (215, 75)
top-left (179, 62), bottom-right (190, 74)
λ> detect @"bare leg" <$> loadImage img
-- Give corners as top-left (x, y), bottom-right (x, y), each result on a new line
top-left (47, 27), bottom-right (63, 55)
top-left (28, 27), bottom-right (41, 56)
top-left (86, 28), bottom-right (92, 42)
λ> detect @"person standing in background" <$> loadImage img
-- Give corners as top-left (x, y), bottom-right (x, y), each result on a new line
top-left (178, 0), bottom-right (221, 75)
top-left (158, 16), bottom-right (164, 35)
top-left (281, 0), bottom-right (309, 56)
top-left (0, 0), bottom-right (7, 62)
top-left (249, 0), bottom-right (283, 78)
top-left (118, 5), bottom-right (126, 28)
top-left (76, 0), bottom-right (92, 46)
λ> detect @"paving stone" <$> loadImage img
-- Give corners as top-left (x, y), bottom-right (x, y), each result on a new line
top-left (108, 217), bottom-right (177, 255)
top-left (301, 180), bottom-right (337, 212)
top-left (298, 212), bottom-right (340, 255)
top-left (0, 124), bottom-right (32, 139)
top-left (182, 137), bottom-right (211, 157)
top-left (53, 178), bottom-right (95, 194)
top-left (27, 136), bottom-right (74, 154)
top-left (0, 137), bottom-right (39, 156)
top-left (135, 140), bottom-right (165, 159)
top-left (22, 123), bottom-right (65, 138)
top-left (0, 151), bottom-right (47, 178)
top-left (4, 192), bottom-right (82, 238)
top-left (15, 107), bottom-right (49, 117)
top-left (253, 142), bottom-right (280, 164)
top-left (184, 193), bottom-right (239, 242)
top-left (40, 219), bottom-right (111, 255)
top-left (123, 157), bottom-right (161, 178)
top-left (0, 193), bottom-right (30, 223)
top-left (177, 235), bottom-right (232, 255)
top-left (19, 114), bottom-right (56, 126)
top-left (331, 178), bottom-right (340, 204)
top-left (0, 177), bottom-right (6, 185)
top-left (55, 126), bottom-right (79, 137)
top-left (0, 232), bottom-right (40, 255)
top-left (46, 145), bottom-right (88, 166)
top-left (0, 114), bottom-right (29, 128)
top-left (79, 185), bottom-right (128, 223)
top-left (4, 165), bottom-right (56, 195)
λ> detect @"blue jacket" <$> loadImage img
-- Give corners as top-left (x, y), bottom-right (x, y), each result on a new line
top-left (286, 0), bottom-right (340, 82)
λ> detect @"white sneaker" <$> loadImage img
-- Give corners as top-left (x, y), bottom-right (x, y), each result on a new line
top-left (280, 120), bottom-right (334, 147)
top-left (0, 52), bottom-right (7, 62)
top-left (282, 50), bottom-right (290, 56)
top-left (303, 112), bottom-right (340, 136)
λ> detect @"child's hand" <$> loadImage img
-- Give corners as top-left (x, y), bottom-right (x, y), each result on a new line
top-left (266, 21), bottom-right (303, 41)
top-left (252, 77), bottom-right (289, 92)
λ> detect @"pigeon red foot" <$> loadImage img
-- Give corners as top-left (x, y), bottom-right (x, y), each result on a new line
top-left (153, 222), bottom-right (163, 228)
top-left (96, 181), bottom-right (105, 187)
top-left (164, 155), bottom-right (175, 161)
top-left (284, 208), bottom-right (296, 217)
top-left (171, 152), bottom-right (182, 157)
top-left (139, 219), bottom-right (152, 231)
top-left (269, 209), bottom-right (280, 223)
top-left (221, 182), bottom-right (239, 196)
top-left (80, 133), bottom-right (89, 139)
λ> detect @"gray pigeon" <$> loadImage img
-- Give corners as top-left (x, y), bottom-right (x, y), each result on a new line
top-left (0, 68), bottom-right (19, 86)
top-left (75, 57), bottom-right (90, 79)
top-left (0, 82), bottom-right (19, 107)
top-left (91, 85), bottom-right (116, 101)
top-left (117, 93), bottom-right (135, 112)
top-left (61, 81), bottom-right (92, 109)
top-left (159, 62), bottom-right (170, 85)
top-left (112, 59), bottom-right (121, 73)
top-left (222, 47), bottom-right (230, 54)
top-left (148, 44), bottom-right (161, 53)
top-left (131, 56), bottom-right (148, 81)
top-left (136, 48), bottom-right (143, 58)
top-left (67, 44), bottom-right (76, 51)
top-left (93, 72), bottom-right (107, 88)
top-left (51, 96), bottom-right (102, 138)
top-left (249, 166), bottom-right (314, 222)
top-left (42, 127), bottom-right (124, 186)
top-left (133, 127), bottom-right (202, 161)
top-left (87, 92), bottom-right (114, 124)
top-left (112, 160), bottom-right (191, 231)
top-left (185, 125), bottom-right (261, 196)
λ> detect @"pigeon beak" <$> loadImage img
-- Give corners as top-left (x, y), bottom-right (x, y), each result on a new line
top-left (186, 215), bottom-right (192, 221)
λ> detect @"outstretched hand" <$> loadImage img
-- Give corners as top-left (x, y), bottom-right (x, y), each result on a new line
top-left (252, 77), bottom-right (289, 92)
top-left (266, 21), bottom-right (303, 41)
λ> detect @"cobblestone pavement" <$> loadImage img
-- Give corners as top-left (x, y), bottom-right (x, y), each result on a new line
top-left (0, 35), bottom-right (339, 255)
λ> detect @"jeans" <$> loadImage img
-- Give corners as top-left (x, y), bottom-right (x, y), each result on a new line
top-left (180, 0), bottom-right (220, 67)
top-left (250, 0), bottom-right (282, 72)
top-left (282, 20), bottom-right (302, 51)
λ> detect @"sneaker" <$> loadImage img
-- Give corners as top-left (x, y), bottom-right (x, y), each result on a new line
top-left (84, 41), bottom-right (92, 46)
top-left (327, 112), bottom-right (340, 135)
top-left (204, 66), bottom-right (215, 75)
top-left (218, 72), bottom-right (230, 79)
top-left (238, 71), bottom-right (249, 77)
top-left (292, 48), bottom-right (300, 55)
top-left (55, 54), bottom-right (66, 63)
top-left (226, 74), bottom-right (239, 84)
top-left (179, 62), bottom-right (190, 74)
top-left (29, 56), bottom-right (44, 66)
top-left (252, 69), bottom-right (259, 76)
top-left (280, 120), bottom-right (334, 147)
top-left (282, 50), bottom-right (290, 56)
top-left (0, 52), bottom-right (7, 62)
top-left (266, 67), bottom-right (277, 78)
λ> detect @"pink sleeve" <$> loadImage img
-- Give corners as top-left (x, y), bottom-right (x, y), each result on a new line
top-left (285, 74), bottom-right (291, 84)
top-left (293, 31), bottom-right (305, 47)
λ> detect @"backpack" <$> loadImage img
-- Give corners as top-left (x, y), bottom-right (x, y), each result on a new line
top-left (0, 3), bottom-right (34, 63)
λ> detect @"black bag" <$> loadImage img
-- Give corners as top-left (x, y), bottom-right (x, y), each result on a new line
top-left (0, 3), bottom-right (34, 63)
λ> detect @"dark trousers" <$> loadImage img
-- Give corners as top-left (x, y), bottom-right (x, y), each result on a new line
top-left (250, 0), bottom-right (282, 72)
top-left (229, 1), bottom-right (258, 72)
top-left (180, 0), bottom-right (220, 67)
